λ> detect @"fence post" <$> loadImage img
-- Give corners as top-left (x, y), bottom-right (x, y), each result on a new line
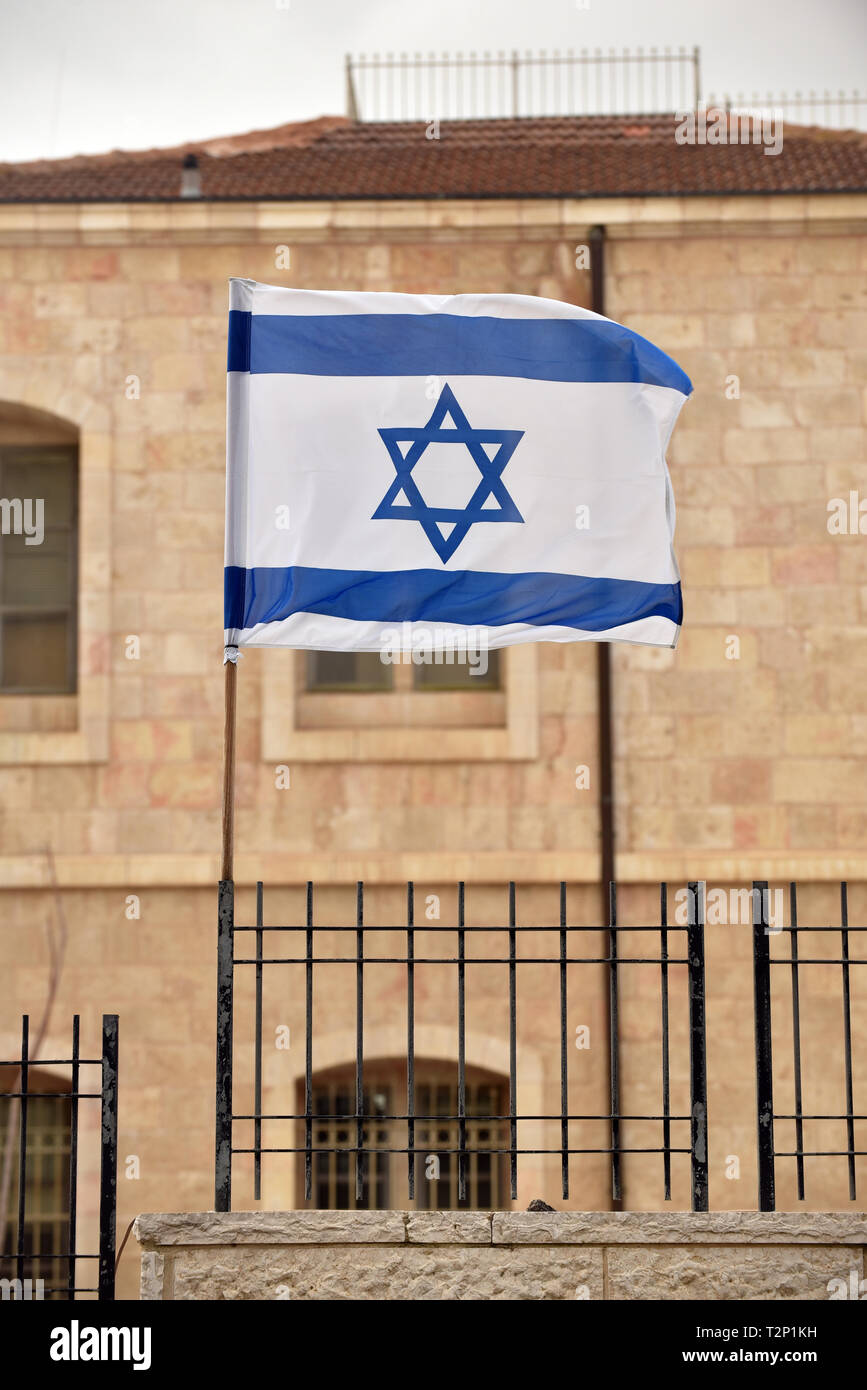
top-left (98, 1014), bottom-right (119, 1301)
top-left (752, 879), bottom-right (775, 1211)
top-left (607, 881), bottom-right (622, 1208)
top-left (215, 879), bottom-right (234, 1212)
top-left (345, 53), bottom-right (359, 120)
top-left (687, 882), bottom-right (708, 1211)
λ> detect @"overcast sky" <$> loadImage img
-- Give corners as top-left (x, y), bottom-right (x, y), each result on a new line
top-left (1, 0), bottom-right (864, 162)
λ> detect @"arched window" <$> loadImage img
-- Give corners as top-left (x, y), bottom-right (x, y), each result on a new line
top-left (298, 1059), bottom-right (509, 1210)
top-left (0, 403), bottom-right (78, 694)
top-left (0, 1067), bottom-right (72, 1299)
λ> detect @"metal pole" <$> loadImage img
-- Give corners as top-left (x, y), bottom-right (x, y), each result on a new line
top-left (508, 881), bottom-right (518, 1200)
top-left (98, 1015), bottom-right (119, 1301)
top-left (589, 222), bottom-right (622, 1212)
top-left (752, 880), bottom-right (775, 1211)
top-left (687, 882), bottom-right (708, 1211)
top-left (215, 879), bottom-right (234, 1211)
top-left (67, 1015), bottom-right (80, 1298)
top-left (220, 655), bottom-right (237, 884)
top-left (590, 223), bottom-right (614, 920)
top-left (217, 648), bottom-right (237, 1209)
top-left (16, 1015), bottom-right (29, 1289)
top-left (608, 881), bottom-right (621, 1206)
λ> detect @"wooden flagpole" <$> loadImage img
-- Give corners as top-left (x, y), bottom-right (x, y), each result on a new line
top-left (220, 649), bottom-right (238, 882)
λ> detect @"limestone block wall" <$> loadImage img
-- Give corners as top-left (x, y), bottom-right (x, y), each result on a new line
top-left (0, 199), bottom-right (864, 883)
top-left (135, 1210), bottom-right (867, 1301)
top-left (607, 221), bottom-right (867, 879)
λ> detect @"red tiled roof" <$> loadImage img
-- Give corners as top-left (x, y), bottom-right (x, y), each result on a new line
top-left (1, 113), bottom-right (865, 202)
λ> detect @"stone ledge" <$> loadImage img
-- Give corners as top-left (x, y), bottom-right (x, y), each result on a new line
top-left (6, 850), bottom-right (867, 889)
top-left (492, 1211), bottom-right (867, 1245)
top-left (1, 193), bottom-right (864, 240)
top-left (135, 1209), bottom-right (867, 1252)
top-left (134, 1210), bottom-right (408, 1247)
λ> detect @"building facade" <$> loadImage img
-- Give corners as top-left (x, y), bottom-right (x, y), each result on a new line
top-left (0, 116), bottom-right (865, 1295)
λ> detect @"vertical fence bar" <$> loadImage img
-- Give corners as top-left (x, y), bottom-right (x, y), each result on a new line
top-left (660, 884), bottom-right (672, 1201)
top-left (559, 881), bottom-right (569, 1200)
top-left (98, 1014), bottom-right (118, 1301)
top-left (305, 881), bottom-right (313, 1202)
top-left (608, 882), bottom-right (622, 1206)
top-left (253, 881), bottom-right (263, 1201)
top-left (457, 881), bottom-right (467, 1203)
top-left (407, 882), bottom-right (415, 1200)
top-left (508, 881), bottom-right (518, 1201)
top-left (753, 879), bottom-right (775, 1211)
top-left (789, 882), bottom-right (805, 1201)
top-left (687, 881), bottom-right (708, 1211)
top-left (16, 1014), bottom-right (29, 1288)
top-left (840, 882), bottom-right (856, 1200)
top-left (67, 1014), bottom-right (80, 1298)
top-left (355, 881), bottom-right (364, 1206)
top-left (215, 879), bottom-right (234, 1211)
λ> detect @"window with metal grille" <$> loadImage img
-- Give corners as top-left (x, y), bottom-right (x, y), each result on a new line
top-left (0, 1073), bottom-right (72, 1299)
top-left (298, 1061), bottom-right (509, 1209)
top-left (0, 445), bottom-right (78, 694)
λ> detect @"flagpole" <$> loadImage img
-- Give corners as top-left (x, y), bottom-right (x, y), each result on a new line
top-left (221, 647), bottom-right (238, 882)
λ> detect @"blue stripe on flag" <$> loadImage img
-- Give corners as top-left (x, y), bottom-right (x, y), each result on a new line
top-left (227, 309), bottom-right (251, 371)
top-left (224, 564), bottom-right (683, 633)
top-left (226, 311), bottom-right (691, 393)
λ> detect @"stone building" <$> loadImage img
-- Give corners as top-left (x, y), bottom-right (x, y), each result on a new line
top-left (0, 113), bottom-right (865, 1297)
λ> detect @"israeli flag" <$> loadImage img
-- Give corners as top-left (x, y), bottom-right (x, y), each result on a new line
top-left (225, 279), bottom-right (690, 651)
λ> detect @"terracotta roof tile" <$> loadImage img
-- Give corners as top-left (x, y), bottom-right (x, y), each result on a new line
top-left (1, 113), bottom-right (864, 201)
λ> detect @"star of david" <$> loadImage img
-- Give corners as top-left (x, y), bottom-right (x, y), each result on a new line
top-left (372, 383), bottom-right (524, 562)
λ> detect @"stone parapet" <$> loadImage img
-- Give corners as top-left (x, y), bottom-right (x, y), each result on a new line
top-left (135, 1211), bottom-right (867, 1301)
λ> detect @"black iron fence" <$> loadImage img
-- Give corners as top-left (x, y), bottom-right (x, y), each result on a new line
top-left (0, 1014), bottom-right (118, 1300)
top-left (216, 879), bottom-right (865, 1215)
top-left (215, 879), bottom-right (709, 1213)
top-left (753, 882), bottom-right (865, 1212)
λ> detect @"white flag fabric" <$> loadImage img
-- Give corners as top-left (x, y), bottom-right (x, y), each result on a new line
top-left (225, 279), bottom-right (690, 651)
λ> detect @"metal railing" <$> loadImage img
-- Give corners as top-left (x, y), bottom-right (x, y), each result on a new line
top-left (345, 47), bottom-right (701, 122)
top-left (345, 50), bottom-right (866, 132)
top-left (753, 882), bottom-right (865, 1212)
top-left (707, 90), bottom-right (867, 132)
top-left (0, 1014), bottom-right (118, 1300)
top-left (215, 880), bottom-right (709, 1213)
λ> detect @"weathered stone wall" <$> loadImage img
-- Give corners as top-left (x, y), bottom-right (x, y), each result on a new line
top-left (135, 1210), bottom-right (867, 1300)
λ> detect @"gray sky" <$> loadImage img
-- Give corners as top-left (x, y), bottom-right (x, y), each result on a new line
top-left (1, 0), bottom-right (865, 162)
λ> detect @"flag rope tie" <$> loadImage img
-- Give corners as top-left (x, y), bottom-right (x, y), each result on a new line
top-left (223, 645), bottom-right (243, 666)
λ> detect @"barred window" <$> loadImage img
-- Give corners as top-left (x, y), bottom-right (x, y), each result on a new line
top-left (0, 1070), bottom-right (72, 1300)
top-left (298, 1061), bottom-right (509, 1209)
